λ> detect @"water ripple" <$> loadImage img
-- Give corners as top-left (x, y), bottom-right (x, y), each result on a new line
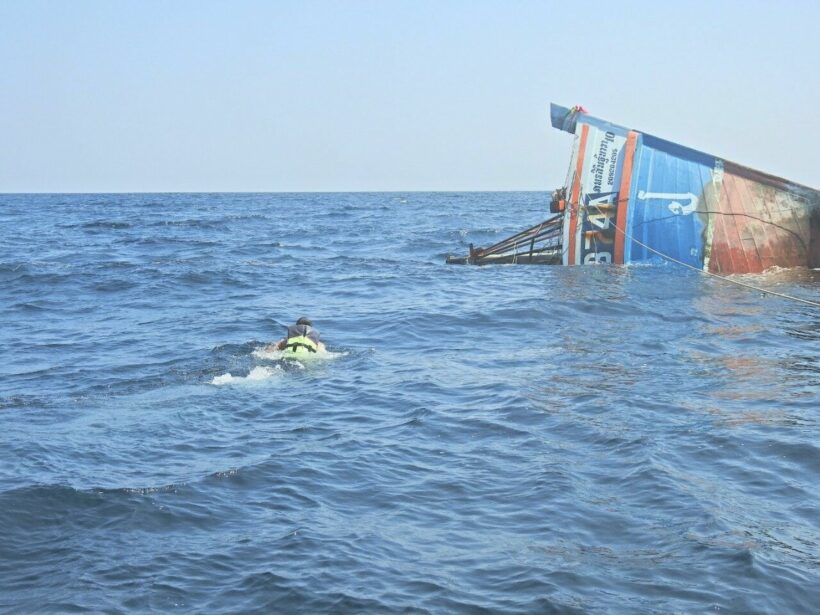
top-left (0, 192), bottom-right (817, 614)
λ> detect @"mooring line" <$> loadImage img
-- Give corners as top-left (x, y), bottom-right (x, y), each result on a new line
top-left (584, 202), bottom-right (820, 308)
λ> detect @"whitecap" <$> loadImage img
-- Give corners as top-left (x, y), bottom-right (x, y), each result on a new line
top-left (210, 365), bottom-right (282, 385)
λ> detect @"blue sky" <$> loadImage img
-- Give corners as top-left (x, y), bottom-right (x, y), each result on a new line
top-left (1, 0), bottom-right (817, 192)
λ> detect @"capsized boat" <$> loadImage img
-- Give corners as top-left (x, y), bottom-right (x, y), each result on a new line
top-left (447, 104), bottom-right (820, 273)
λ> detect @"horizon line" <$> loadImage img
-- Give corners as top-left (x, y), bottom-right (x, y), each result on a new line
top-left (0, 188), bottom-right (551, 196)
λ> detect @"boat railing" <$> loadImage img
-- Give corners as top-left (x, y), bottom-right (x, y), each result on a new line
top-left (446, 215), bottom-right (563, 265)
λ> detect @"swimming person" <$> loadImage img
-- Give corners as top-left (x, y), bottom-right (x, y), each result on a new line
top-left (268, 317), bottom-right (326, 354)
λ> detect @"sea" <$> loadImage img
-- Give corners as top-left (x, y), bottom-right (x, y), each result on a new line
top-left (1, 192), bottom-right (818, 614)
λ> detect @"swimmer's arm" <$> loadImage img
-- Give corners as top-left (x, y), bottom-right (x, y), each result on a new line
top-left (265, 339), bottom-right (286, 352)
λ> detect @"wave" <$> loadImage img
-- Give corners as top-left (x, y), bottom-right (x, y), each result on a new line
top-left (92, 279), bottom-right (139, 292)
top-left (146, 219), bottom-right (223, 229)
top-left (210, 365), bottom-right (284, 385)
top-left (0, 394), bottom-right (51, 410)
top-left (80, 220), bottom-right (133, 230)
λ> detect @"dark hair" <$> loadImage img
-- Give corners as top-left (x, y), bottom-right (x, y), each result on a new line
top-left (296, 316), bottom-right (312, 327)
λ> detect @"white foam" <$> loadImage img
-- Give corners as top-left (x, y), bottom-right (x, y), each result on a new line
top-left (252, 346), bottom-right (345, 362)
top-left (210, 365), bottom-right (282, 386)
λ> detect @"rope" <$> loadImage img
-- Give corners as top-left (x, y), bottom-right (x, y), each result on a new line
top-left (581, 201), bottom-right (820, 308)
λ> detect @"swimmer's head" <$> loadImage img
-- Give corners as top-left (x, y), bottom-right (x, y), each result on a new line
top-left (296, 316), bottom-right (312, 327)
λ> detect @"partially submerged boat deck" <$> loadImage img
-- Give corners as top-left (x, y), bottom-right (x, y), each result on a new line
top-left (448, 104), bottom-right (820, 272)
top-left (445, 216), bottom-right (562, 265)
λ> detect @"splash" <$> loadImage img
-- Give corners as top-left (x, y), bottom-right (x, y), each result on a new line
top-left (251, 346), bottom-right (345, 362)
top-left (210, 365), bottom-right (282, 386)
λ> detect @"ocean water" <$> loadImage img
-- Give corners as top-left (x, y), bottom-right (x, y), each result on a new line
top-left (0, 192), bottom-right (818, 614)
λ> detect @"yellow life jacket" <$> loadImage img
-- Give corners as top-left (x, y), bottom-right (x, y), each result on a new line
top-left (284, 335), bottom-right (318, 354)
